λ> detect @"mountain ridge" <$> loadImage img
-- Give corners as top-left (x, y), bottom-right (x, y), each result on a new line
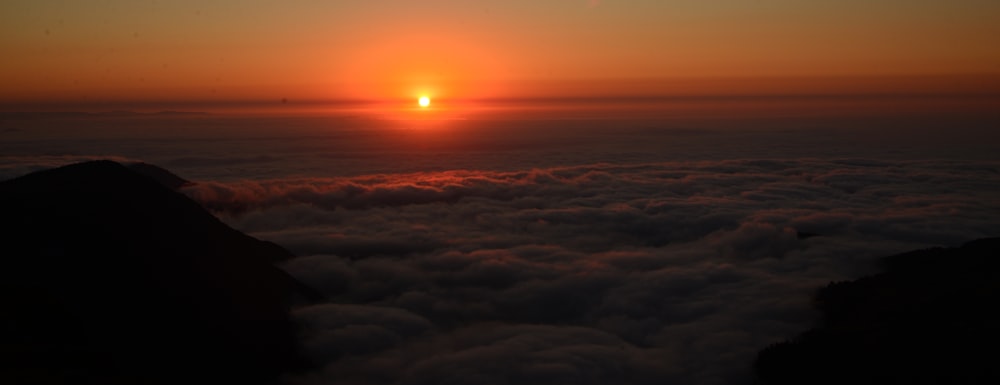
top-left (754, 237), bottom-right (1000, 384)
top-left (0, 160), bottom-right (315, 385)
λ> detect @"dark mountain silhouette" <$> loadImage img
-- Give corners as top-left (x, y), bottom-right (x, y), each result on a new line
top-left (0, 160), bottom-right (315, 385)
top-left (125, 162), bottom-right (195, 190)
top-left (754, 237), bottom-right (1000, 385)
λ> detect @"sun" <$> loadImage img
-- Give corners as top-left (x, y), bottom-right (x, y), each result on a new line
top-left (418, 96), bottom-right (430, 108)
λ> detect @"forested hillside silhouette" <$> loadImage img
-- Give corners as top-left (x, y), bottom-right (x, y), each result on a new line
top-left (755, 238), bottom-right (1000, 384)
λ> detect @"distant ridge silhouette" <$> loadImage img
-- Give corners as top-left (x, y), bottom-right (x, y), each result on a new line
top-left (0, 160), bottom-right (315, 385)
top-left (754, 238), bottom-right (1000, 384)
top-left (0, 110), bottom-right (208, 119)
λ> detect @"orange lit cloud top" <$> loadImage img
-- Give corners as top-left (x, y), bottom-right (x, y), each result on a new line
top-left (2, 1), bottom-right (999, 104)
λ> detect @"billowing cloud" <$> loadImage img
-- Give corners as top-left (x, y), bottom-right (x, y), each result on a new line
top-left (179, 158), bottom-right (1000, 385)
top-left (294, 303), bottom-right (433, 361)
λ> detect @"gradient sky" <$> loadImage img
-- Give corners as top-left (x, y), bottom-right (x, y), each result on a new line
top-left (3, 0), bottom-right (999, 103)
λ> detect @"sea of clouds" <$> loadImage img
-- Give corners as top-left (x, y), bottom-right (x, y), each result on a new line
top-left (3, 112), bottom-right (999, 384)
top-left (181, 158), bottom-right (1000, 385)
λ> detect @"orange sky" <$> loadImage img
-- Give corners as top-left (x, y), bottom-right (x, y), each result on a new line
top-left (2, 1), bottom-right (999, 104)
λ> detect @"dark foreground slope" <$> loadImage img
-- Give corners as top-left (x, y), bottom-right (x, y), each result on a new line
top-left (755, 238), bottom-right (1000, 385)
top-left (0, 161), bottom-right (308, 385)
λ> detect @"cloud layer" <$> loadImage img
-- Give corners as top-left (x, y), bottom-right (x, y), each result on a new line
top-left (180, 158), bottom-right (1000, 385)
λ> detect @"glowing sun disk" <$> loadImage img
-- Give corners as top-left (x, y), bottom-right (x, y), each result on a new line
top-left (419, 96), bottom-right (430, 107)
